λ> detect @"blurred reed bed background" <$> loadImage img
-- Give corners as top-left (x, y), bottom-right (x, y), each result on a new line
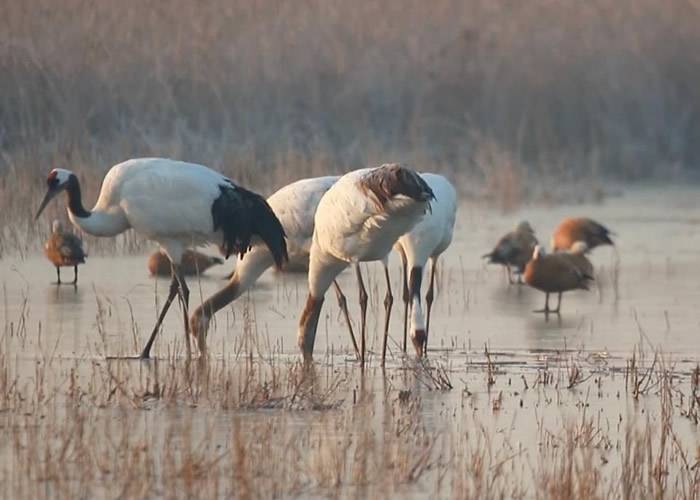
top-left (1, 0), bottom-right (700, 255)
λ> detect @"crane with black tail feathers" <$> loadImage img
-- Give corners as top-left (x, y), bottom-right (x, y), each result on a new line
top-left (190, 175), bottom-right (365, 360)
top-left (35, 158), bottom-right (287, 359)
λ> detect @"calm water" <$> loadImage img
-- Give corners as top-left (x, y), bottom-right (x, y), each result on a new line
top-left (1, 186), bottom-right (700, 497)
top-left (2, 186), bottom-right (699, 361)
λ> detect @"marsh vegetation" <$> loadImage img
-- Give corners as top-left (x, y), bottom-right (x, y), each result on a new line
top-left (2, 1), bottom-right (700, 497)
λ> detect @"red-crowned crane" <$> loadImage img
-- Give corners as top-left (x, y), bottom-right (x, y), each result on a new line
top-left (298, 163), bottom-right (434, 366)
top-left (189, 175), bottom-right (361, 357)
top-left (393, 174), bottom-right (457, 357)
top-left (35, 158), bottom-right (288, 359)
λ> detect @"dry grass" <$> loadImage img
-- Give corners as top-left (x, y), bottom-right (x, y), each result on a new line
top-left (2, 2), bottom-right (700, 496)
top-left (3, 348), bottom-right (700, 498)
top-left (2, 0), bottom-right (700, 253)
top-left (2, 289), bottom-right (700, 498)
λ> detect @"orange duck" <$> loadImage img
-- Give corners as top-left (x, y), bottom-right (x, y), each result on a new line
top-left (558, 241), bottom-right (594, 278)
top-left (44, 220), bottom-right (87, 284)
top-left (147, 249), bottom-right (223, 277)
top-left (551, 217), bottom-right (614, 252)
top-left (524, 245), bottom-right (593, 314)
top-left (483, 221), bottom-right (538, 284)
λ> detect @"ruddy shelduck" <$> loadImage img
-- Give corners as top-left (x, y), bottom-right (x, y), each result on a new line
top-left (524, 245), bottom-right (593, 314)
top-left (551, 217), bottom-right (614, 252)
top-left (147, 249), bottom-right (223, 277)
top-left (483, 221), bottom-right (538, 284)
top-left (44, 220), bottom-right (87, 285)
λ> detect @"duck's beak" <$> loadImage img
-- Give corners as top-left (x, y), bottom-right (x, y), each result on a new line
top-left (35, 189), bottom-right (58, 220)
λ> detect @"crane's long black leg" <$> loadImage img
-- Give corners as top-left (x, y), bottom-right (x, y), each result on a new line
top-left (381, 262), bottom-right (393, 367)
top-left (355, 263), bottom-right (368, 368)
top-left (173, 268), bottom-right (192, 358)
top-left (400, 251), bottom-right (409, 353)
top-left (73, 265), bottom-right (78, 285)
top-left (333, 280), bottom-right (360, 359)
top-left (140, 275), bottom-right (179, 359)
top-left (425, 257), bottom-right (438, 349)
top-left (56, 267), bottom-right (61, 285)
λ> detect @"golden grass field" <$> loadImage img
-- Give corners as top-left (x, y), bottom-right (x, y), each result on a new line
top-left (2, 0), bottom-right (700, 212)
top-left (2, 1), bottom-right (700, 498)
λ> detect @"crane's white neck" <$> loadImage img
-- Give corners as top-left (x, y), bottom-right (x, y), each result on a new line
top-left (190, 246), bottom-right (275, 341)
top-left (410, 296), bottom-right (426, 334)
top-left (235, 246), bottom-right (275, 293)
top-left (68, 209), bottom-right (128, 237)
top-left (298, 245), bottom-right (349, 360)
top-left (61, 172), bottom-right (129, 237)
top-left (407, 265), bottom-right (427, 355)
top-left (307, 243), bottom-right (348, 298)
top-left (298, 294), bottom-right (324, 362)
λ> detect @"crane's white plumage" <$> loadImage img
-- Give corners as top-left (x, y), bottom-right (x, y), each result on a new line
top-left (190, 175), bottom-right (345, 342)
top-left (267, 175), bottom-right (339, 270)
top-left (36, 157), bottom-right (287, 359)
top-left (311, 168), bottom-right (428, 268)
top-left (299, 164), bottom-right (435, 365)
top-left (394, 173), bottom-right (457, 356)
top-left (69, 159), bottom-right (237, 258)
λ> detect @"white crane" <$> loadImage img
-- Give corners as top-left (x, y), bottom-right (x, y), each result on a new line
top-left (35, 158), bottom-right (288, 359)
top-left (189, 175), bottom-right (361, 357)
top-left (298, 164), bottom-right (434, 366)
top-left (393, 174), bottom-right (457, 357)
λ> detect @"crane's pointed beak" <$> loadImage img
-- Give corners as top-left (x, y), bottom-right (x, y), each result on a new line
top-left (35, 189), bottom-right (57, 220)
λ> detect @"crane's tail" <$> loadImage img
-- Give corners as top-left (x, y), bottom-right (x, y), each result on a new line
top-left (212, 185), bottom-right (288, 269)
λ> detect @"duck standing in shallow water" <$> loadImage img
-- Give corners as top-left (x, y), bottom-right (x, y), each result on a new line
top-left (524, 245), bottom-right (593, 314)
top-left (551, 217), bottom-right (614, 252)
top-left (483, 221), bottom-right (538, 284)
top-left (44, 220), bottom-right (87, 285)
top-left (147, 249), bottom-right (223, 277)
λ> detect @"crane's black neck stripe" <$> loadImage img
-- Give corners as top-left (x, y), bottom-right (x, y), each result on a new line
top-left (409, 266), bottom-right (423, 300)
top-left (66, 174), bottom-right (91, 218)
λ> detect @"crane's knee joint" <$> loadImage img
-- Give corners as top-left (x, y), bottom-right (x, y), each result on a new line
top-left (359, 290), bottom-right (368, 307)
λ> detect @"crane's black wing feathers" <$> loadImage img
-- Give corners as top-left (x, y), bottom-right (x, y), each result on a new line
top-left (212, 182), bottom-right (288, 268)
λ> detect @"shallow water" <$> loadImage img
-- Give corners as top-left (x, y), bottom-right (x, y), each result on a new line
top-left (1, 186), bottom-right (700, 497)
top-left (3, 185), bottom-right (700, 360)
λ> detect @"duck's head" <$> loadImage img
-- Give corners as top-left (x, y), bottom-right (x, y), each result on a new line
top-left (516, 221), bottom-right (534, 234)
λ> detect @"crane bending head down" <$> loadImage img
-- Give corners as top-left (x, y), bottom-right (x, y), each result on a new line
top-left (298, 163), bottom-right (435, 365)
